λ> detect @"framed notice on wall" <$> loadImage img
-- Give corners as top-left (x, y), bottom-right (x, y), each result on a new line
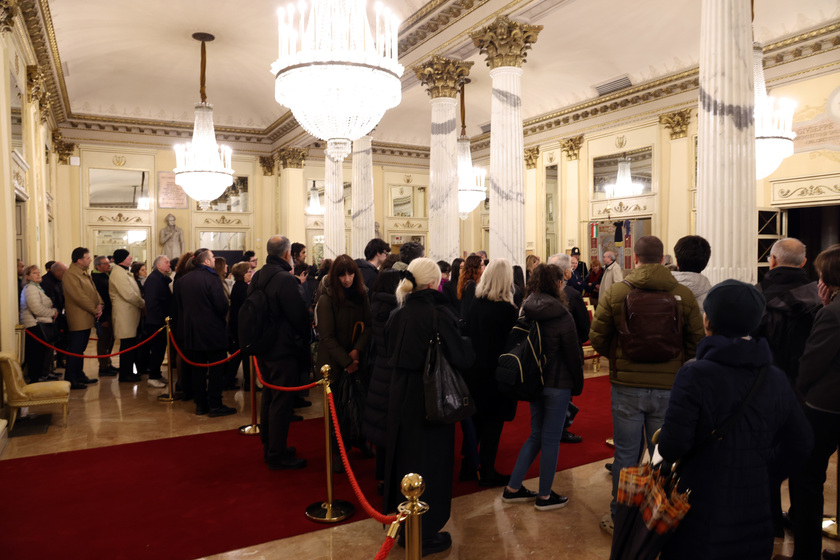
top-left (158, 171), bottom-right (188, 209)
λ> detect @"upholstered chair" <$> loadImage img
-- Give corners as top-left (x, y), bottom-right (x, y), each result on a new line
top-left (0, 352), bottom-right (70, 431)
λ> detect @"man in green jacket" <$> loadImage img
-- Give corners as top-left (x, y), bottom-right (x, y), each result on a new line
top-left (588, 235), bottom-right (704, 533)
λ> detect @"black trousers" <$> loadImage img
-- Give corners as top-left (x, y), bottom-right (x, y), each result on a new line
top-left (65, 329), bottom-right (90, 384)
top-left (96, 321), bottom-right (115, 370)
top-left (24, 327), bottom-right (50, 381)
top-left (188, 349), bottom-right (226, 409)
top-left (118, 336), bottom-right (139, 377)
top-left (258, 356), bottom-right (298, 464)
top-left (144, 323), bottom-right (166, 379)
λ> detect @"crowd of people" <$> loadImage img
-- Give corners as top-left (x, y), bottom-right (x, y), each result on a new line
top-left (14, 231), bottom-right (840, 558)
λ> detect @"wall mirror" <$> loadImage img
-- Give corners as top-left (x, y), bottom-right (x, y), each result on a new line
top-left (89, 168), bottom-right (151, 209)
top-left (92, 228), bottom-right (149, 264)
top-left (194, 176), bottom-right (249, 212)
top-left (198, 231), bottom-right (247, 251)
top-left (389, 185), bottom-right (426, 218)
top-left (545, 164), bottom-right (558, 257)
top-left (592, 147), bottom-right (653, 199)
top-left (308, 181), bottom-right (352, 216)
top-left (10, 73), bottom-right (23, 157)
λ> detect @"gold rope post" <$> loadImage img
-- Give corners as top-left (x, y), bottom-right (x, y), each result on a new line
top-left (398, 473), bottom-right (429, 560)
top-left (157, 318), bottom-right (182, 402)
top-left (305, 365), bottom-right (354, 522)
top-left (238, 356), bottom-right (260, 435)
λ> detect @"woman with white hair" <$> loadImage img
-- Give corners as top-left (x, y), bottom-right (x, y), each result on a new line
top-left (463, 258), bottom-right (519, 486)
top-left (383, 257), bottom-right (475, 556)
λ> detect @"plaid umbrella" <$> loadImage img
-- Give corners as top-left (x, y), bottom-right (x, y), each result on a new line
top-left (609, 463), bottom-right (691, 560)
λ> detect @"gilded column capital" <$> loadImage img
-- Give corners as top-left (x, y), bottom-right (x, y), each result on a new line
top-left (470, 15), bottom-right (543, 70)
top-left (524, 147), bottom-right (540, 169)
top-left (275, 147), bottom-right (308, 169)
top-left (413, 56), bottom-right (474, 99)
top-left (26, 65), bottom-right (48, 106)
top-left (258, 155), bottom-right (275, 176)
top-left (0, 0), bottom-right (16, 34)
top-left (660, 108), bottom-right (693, 140)
top-left (560, 135), bottom-right (583, 161)
top-left (52, 131), bottom-right (75, 165)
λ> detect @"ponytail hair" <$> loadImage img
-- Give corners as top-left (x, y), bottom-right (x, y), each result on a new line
top-left (396, 257), bottom-right (441, 306)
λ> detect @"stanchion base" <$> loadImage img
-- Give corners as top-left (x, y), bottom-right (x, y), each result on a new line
top-left (157, 391), bottom-right (184, 403)
top-left (823, 516), bottom-right (840, 540)
top-left (238, 424), bottom-right (260, 435)
top-left (305, 500), bottom-right (355, 523)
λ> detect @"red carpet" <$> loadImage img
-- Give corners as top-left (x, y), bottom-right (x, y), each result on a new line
top-left (0, 376), bottom-right (613, 560)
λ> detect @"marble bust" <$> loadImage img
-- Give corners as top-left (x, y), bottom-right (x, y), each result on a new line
top-left (159, 213), bottom-right (185, 260)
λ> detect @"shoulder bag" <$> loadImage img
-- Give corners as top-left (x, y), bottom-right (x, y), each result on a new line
top-left (423, 311), bottom-right (475, 423)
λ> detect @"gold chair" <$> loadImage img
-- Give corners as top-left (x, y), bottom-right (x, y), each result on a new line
top-left (0, 351), bottom-right (70, 431)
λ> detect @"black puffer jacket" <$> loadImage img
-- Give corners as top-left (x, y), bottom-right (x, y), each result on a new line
top-left (521, 293), bottom-right (583, 395)
top-left (658, 335), bottom-right (812, 560)
top-left (362, 291), bottom-right (398, 447)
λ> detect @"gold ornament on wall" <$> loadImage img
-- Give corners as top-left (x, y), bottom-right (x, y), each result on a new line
top-left (615, 136), bottom-right (627, 149)
top-left (203, 215), bottom-right (243, 225)
top-left (0, 0), bottom-right (16, 34)
top-left (524, 147), bottom-right (540, 169)
top-left (660, 108), bottom-right (692, 140)
top-left (413, 55), bottom-right (474, 99)
top-left (259, 155), bottom-right (275, 176)
top-left (275, 147), bottom-right (308, 169)
top-left (52, 131), bottom-right (75, 165)
top-left (404, 174), bottom-right (413, 184)
top-left (97, 213), bottom-right (142, 223)
top-left (560, 136), bottom-right (583, 161)
top-left (112, 155), bottom-right (126, 167)
top-left (471, 15), bottom-right (543, 70)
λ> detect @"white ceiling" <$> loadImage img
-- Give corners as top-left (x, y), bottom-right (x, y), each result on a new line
top-left (47, 0), bottom-right (840, 147)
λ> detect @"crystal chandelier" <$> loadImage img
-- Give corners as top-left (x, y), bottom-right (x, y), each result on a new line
top-left (271, 0), bottom-right (404, 162)
top-left (753, 43), bottom-right (796, 180)
top-left (604, 156), bottom-right (644, 200)
top-left (174, 33), bottom-right (234, 208)
top-left (456, 80), bottom-right (486, 219)
top-left (306, 180), bottom-right (324, 214)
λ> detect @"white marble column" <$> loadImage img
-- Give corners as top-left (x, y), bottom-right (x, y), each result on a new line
top-left (489, 66), bottom-right (526, 266)
top-left (696, 0), bottom-right (756, 284)
top-left (429, 97), bottom-right (460, 262)
top-left (324, 154), bottom-right (345, 259)
top-left (351, 136), bottom-right (375, 259)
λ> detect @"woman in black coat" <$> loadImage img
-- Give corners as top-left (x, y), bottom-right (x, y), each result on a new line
top-left (384, 258), bottom-right (475, 556)
top-left (465, 259), bottom-right (519, 486)
top-left (442, 257), bottom-right (463, 314)
top-left (457, 254), bottom-right (484, 324)
top-left (225, 261), bottom-right (251, 390)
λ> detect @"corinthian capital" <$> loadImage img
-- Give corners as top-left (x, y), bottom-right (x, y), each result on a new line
top-left (660, 108), bottom-right (693, 140)
top-left (413, 56), bottom-right (474, 99)
top-left (560, 135), bottom-right (583, 161)
top-left (471, 15), bottom-right (542, 70)
top-left (275, 147), bottom-right (308, 169)
top-left (524, 147), bottom-right (540, 170)
top-left (0, 0), bottom-right (16, 34)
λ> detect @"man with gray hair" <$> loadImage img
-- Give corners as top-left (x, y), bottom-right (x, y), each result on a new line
top-left (249, 235), bottom-right (311, 470)
top-left (143, 255), bottom-right (172, 387)
top-left (91, 255), bottom-right (118, 376)
top-left (599, 251), bottom-right (623, 302)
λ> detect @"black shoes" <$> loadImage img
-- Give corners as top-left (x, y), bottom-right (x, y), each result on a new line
top-left (294, 396), bottom-right (312, 408)
top-left (208, 405), bottom-right (237, 418)
top-left (268, 456), bottom-right (307, 470)
top-left (478, 470), bottom-right (511, 488)
top-left (119, 373), bottom-right (142, 382)
top-left (605, 462), bottom-right (613, 473)
top-left (291, 414), bottom-right (303, 422)
top-left (99, 366), bottom-right (119, 376)
top-left (195, 405), bottom-right (209, 416)
top-left (561, 431), bottom-right (582, 443)
top-left (69, 381), bottom-right (88, 390)
top-left (83, 376), bottom-right (99, 384)
top-left (397, 531), bottom-right (452, 557)
top-left (458, 461), bottom-right (479, 482)
top-left (502, 486), bottom-right (538, 503)
top-left (535, 491), bottom-right (569, 511)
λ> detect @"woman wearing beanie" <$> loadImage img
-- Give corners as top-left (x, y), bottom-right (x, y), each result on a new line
top-left (383, 257), bottom-right (475, 556)
top-left (657, 279), bottom-right (812, 560)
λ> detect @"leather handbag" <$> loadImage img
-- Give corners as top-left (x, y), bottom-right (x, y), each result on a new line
top-left (423, 318), bottom-right (475, 424)
top-left (37, 321), bottom-right (60, 344)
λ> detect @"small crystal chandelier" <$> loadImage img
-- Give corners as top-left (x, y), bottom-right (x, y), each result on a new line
top-left (271, 0), bottom-right (404, 162)
top-left (753, 42), bottom-right (796, 180)
top-left (174, 33), bottom-right (234, 208)
top-left (305, 180), bottom-right (324, 214)
top-left (456, 80), bottom-right (486, 220)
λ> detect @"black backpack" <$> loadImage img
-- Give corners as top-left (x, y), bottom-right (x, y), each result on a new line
top-left (755, 283), bottom-right (821, 381)
top-left (495, 317), bottom-right (546, 401)
top-left (238, 268), bottom-right (282, 356)
top-left (616, 281), bottom-right (683, 363)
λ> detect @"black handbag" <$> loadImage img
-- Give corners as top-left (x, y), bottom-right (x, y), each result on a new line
top-left (423, 313), bottom-right (475, 424)
top-left (37, 321), bottom-right (60, 344)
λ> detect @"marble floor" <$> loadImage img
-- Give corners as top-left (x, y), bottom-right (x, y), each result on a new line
top-left (1, 345), bottom-right (836, 559)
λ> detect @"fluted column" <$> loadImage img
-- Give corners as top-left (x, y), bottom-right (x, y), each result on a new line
top-left (696, 0), bottom-right (755, 284)
top-left (415, 56), bottom-right (473, 262)
top-left (351, 136), bottom-right (374, 259)
top-left (274, 148), bottom-right (308, 245)
top-left (472, 16), bottom-right (541, 266)
top-left (324, 154), bottom-right (345, 259)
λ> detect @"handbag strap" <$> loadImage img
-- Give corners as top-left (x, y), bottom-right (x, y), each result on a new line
top-left (677, 366), bottom-right (767, 468)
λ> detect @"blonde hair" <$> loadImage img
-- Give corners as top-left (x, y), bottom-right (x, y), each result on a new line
top-left (396, 257), bottom-right (441, 306)
top-left (475, 258), bottom-right (515, 306)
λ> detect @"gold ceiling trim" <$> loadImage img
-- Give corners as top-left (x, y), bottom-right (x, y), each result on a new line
top-left (401, 0), bottom-right (454, 33)
top-left (400, 0), bottom-right (493, 58)
top-left (763, 21), bottom-right (840, 52)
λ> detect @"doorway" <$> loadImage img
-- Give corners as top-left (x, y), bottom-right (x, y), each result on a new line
top-left (786, 205), bottom-right (840, 281)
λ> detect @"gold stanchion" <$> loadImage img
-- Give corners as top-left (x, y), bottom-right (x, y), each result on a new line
top-left (158, 318), bottom-right (183, 403)
top-left (305, 365), bottom-right (355, 523)
top-left (823, 458), bottom-right (840, 539)
top-left (398, 473), bottom-right (428, 560)
top-left (238, 356), bottom-right (260, 435)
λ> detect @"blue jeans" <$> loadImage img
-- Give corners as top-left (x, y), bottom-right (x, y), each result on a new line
top-left (610, 385), bottom-right (670, 517)
top-left (508, 387), bottom-right (571, 497)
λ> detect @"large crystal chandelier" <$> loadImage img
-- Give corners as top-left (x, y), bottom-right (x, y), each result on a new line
top-left (271, 0), bottom-right (404, 162)
top-left (456, 80), bottom-right (486, 219)
top-left (604, 157), bottom-right (644, 200)
top-left (753, 43), bottom-right (796, 180)
top-left (174, 33), bottom-right (234, 208)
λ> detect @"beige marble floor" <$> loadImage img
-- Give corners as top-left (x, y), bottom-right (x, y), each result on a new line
top-left (1, 347), bottom-right (836, 559)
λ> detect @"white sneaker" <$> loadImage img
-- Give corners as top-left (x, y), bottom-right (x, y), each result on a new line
top-left (600, 513), bottom-right (614, 536)
top-left (147, 378), bottom-right (166, 388)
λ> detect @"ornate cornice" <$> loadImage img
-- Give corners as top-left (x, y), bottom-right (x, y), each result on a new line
top-left (371, 142), bottom-right (430, 159)
top-left (52, 131), bottom-right (74, 164)
top-left (0, 0), bottom-right (16, 33)
top-left (524, 146), bottom-right (539, 169)
top-left (660, 108), bottom-right (692, 140)
top-left (203, 215), bottom-right (243, 225)
top-left (259, 155), bottom-right (275, 176)
top-left (400, 0), bottom-right (491, 57)
top-left (275, 147), bottom-right (308, 169)
top-left (471, 15), bottom-right (542, 70)
top-left (414, 55), bottom-right (474, 99)
top-left (559, 135), bottom-right (583, 161)
top-left (97, 213), bottom-right (142, 223)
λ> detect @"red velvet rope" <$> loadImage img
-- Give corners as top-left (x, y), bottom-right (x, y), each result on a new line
top-left (251, 357), bottom-right (322, 392)
top-left (374, 536), bottom-right (397, 560)
top-left (327, 391), bottom-right (398, 525)
top-left (168, 332), bottom-right (240, 367)
top-left (25, 326), bottom-right (163, 358)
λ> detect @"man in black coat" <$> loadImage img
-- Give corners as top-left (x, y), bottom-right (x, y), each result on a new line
top-left (41, 262), bottom-right (68, 371)
top-left (143, 255), bottom-right (173, 387)
top-left (91, 256), bottom-right (118, 376)
top-left (355, 238), bottom-right (390, 294)
top-left (250, 235), bottom-right (311, 470)
top-left (173, 249), bottom-right (235, 417)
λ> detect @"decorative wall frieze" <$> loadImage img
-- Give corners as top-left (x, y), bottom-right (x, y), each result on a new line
top-left (0, 0), bottom-right (16, 33)
top-left (203, 215), bottom-right (243, 225)
top-left (471, 15), bottom-right (543, 70)
top-left (52, 131), bottom-right (74, 164)
top-left (414, 56), bottom-right (474, 99)
top-left (275, 147), bottom-right (308, 169)
top-left (259, 155), bottom-right (275, 176)
top-left (97, 213), bottom-right (142, 223)
top-left (391, 219), bottom-right (424, 229)
top-left (523, 146), bottom-right (540, 169)
top-left (660, 108), bottom-right (693, 140)
top-left (399, 0), bottom-right (490, 57)
top-left (763, 22), bottom-right (840, 70)
top-left (371, 142), bottom-right (430, 159)
top-left (771, 173), bottom-right (840, 207)
top-left (559, 136), bottom-right (583, 160)
top-left (598, 201), bottom-right (648, 215)
top-left (19, 0), bottom-right (67, 124)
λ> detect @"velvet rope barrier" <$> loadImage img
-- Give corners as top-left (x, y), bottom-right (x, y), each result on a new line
top-left (251, 356), bottom-right (322, 392)
top-left (327, 391), bottom-right (398, 525)
top-left (168, 333), bottom-right (241, 367)
top-left (374, 535), bottom-right (397, 560)
top-left (25, 326), bottom-right (164, 359)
